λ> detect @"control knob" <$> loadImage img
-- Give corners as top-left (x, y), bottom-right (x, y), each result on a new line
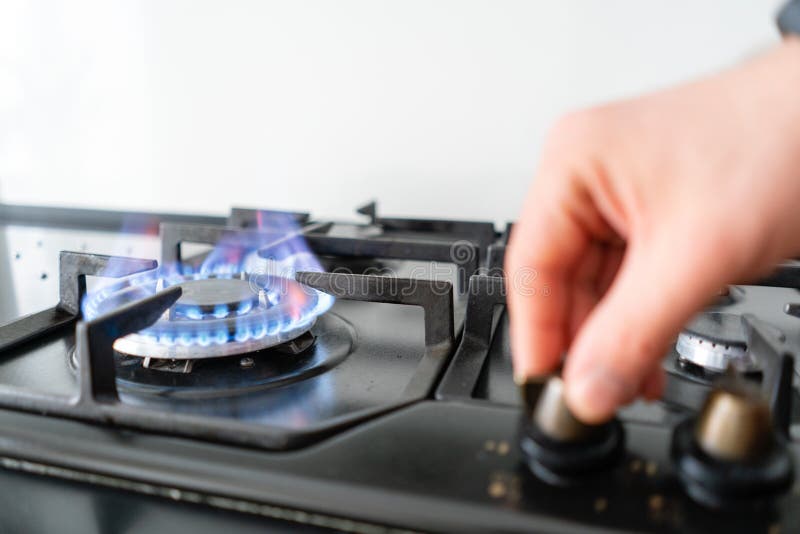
top-left (671, 376), bottom-right (793, 508)
top-left (519, 376), bottom-right (625, 483)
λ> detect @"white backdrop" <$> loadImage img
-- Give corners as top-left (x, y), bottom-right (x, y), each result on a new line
top-left (0, 0), bottom-right (783, 223)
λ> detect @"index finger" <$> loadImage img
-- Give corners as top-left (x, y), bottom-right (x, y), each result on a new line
top-left (504, 175), bottom-right (591, 381)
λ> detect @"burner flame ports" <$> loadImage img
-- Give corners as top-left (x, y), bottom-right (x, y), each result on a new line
top-left (83, 270), bottom-right (333, 359)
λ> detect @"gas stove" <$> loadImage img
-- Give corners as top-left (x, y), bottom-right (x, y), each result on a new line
top-left (0, 201), bottom-right (798, 533)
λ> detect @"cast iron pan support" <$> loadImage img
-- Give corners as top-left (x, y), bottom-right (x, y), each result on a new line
top-left (435, 275), bottom-right (505, 400)
top-left (161, 221), bottom-right (333, 271)
top-left (76, 286), bottom-right (182, 404)
top-left (0, 270), bottom-right (455, 450)
top-left (744, 313), bottom-right (794, 438)
top-left (295, 271), bottom-right (454, 398)
top-left (0, 252), bottom-right (156, 353)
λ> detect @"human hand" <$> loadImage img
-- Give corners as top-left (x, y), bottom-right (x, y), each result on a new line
top-left (506, 37), bottom-right (800, 423)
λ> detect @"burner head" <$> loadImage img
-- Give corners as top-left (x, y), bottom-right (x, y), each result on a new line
top-left (173, 279), bottom-right (259, 318)
top-left (83, 270), bottom-right (334, 360)
top-left (676, 312), bottom-right (756, 373)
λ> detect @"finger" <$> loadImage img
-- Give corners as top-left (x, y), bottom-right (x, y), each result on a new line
top-left (568, 241), bottom-right (627, 341)
top-left (596, 243), bottom-right (625, 297)
top-left (639, 365), bottom-right (665, 401)
top-left (568, 242), bottom-right (605, 340)
top-left (505, 178), bottom-right (590, 380)
top-left (563, 233), bottom-right (725, 423)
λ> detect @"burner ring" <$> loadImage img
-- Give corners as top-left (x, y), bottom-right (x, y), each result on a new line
top-left (675, 334), bottom-right (752, 373)
top-left (112, 317), bottom-right (317, 359)
top-left (676, 312), bottom-right (760, 373)
top-left (82, 269), bottom-right (334, 359)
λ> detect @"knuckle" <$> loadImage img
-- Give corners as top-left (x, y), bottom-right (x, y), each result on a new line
top-left (622, 334), bottom-right (659, 370)
top-left (546, 107), bottom-right (610, 151)
top-left (677, 216), bottom-right (759, 282)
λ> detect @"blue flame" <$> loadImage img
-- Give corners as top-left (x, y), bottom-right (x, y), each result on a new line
top-left (80, 210), bottom-right (333, 351)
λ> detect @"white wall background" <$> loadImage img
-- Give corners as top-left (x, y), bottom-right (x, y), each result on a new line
top-left (0, 0), bottom-right (783, 223)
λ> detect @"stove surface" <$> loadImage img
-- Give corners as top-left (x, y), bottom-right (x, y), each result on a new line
top-left (0, 202), bottom-right (798, 533)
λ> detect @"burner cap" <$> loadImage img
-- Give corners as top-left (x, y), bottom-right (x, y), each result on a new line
top-left (676, 312), bottom-right (755, 373)
top-left (173, 279), bottom-right (259, 317)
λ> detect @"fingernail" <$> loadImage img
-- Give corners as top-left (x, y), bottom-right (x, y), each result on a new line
top-left (566, 368), bottom-right (630, 423)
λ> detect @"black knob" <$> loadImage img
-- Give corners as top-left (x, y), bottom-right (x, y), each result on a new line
top-left (519, 376), bottom-right (625, 483)
top-left (671, 377), bottom-right (794, 508)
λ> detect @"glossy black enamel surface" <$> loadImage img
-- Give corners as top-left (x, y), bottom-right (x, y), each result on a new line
top-left (1, 203), bottom-right (800, 533)
top-left (0, 401), bottom-right (796, 533)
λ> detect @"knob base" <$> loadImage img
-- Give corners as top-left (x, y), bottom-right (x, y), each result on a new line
top-left (671, 418), bottom-right (794, 509)
top-left (519, 415), bottom-right (625, 483)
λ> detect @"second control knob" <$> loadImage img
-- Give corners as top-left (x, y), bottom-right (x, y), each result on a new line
top-left (671, 377), bottom-right (794, 508)
top-left (694, 386), bottom-right (773, 462)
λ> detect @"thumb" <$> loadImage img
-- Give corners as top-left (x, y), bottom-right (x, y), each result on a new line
top-left (562, 235), bottom-right (726, 423)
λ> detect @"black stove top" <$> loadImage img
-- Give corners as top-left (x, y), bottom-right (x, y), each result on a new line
top-left (0, 201), bottom-right (798, 533)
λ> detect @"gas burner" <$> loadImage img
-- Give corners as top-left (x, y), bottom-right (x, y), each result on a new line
top-left (82, 269), bottom-right (334, 360)
top-left (67, 316), bottom-right (355, 399)
top-left (676, 312), bottom-right (774, 374)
